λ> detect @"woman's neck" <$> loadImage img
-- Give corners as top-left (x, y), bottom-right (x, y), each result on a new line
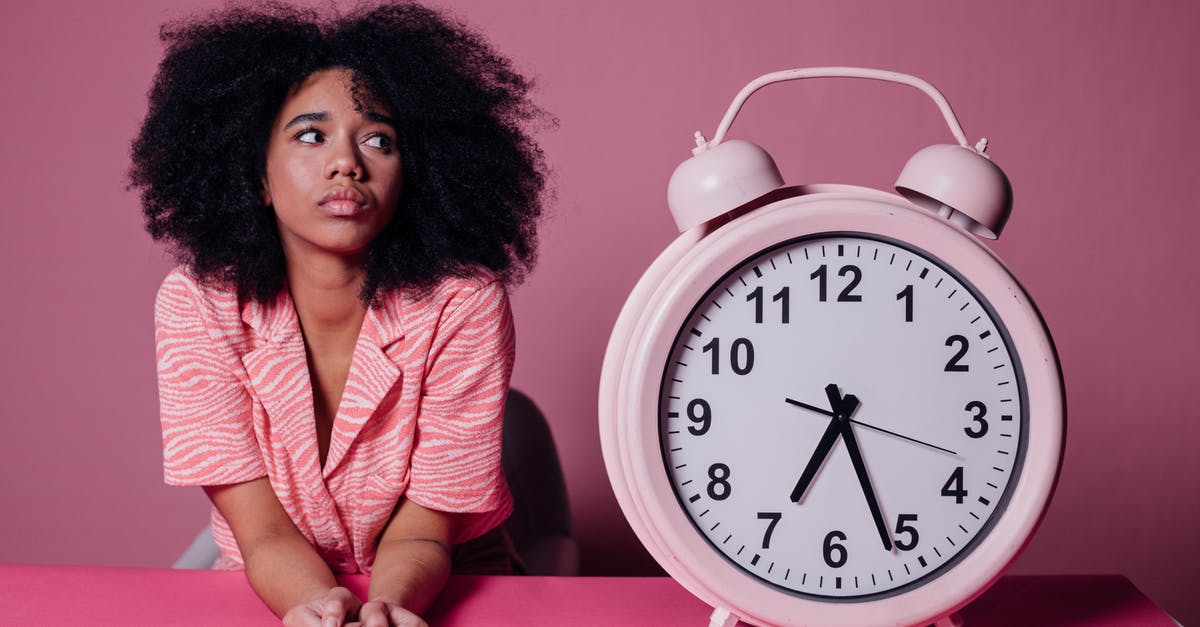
top-left (284, 251), bottom-right (369, 334)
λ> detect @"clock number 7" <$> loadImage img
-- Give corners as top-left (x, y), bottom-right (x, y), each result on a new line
top-left (757, 512), bottom-right (782, 549)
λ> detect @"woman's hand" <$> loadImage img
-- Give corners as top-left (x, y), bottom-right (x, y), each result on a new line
top-left (282, 586), bottom-right (362, 627)
top-left (345, 599), bottom-right (428, 627)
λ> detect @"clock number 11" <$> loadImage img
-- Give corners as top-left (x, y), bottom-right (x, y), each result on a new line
top-left (746, 286), bottom-right (790, 324)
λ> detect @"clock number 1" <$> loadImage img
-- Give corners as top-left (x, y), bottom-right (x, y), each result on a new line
top-left (897, 284), bottom-right (914, 322)
top-left (702, 337), bottom-right (755, 375)
top-left (746, 286), bottom-right (790, 324)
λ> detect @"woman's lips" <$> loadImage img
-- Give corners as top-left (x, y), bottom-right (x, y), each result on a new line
top-left (319, 186), bottom-right (368, 216)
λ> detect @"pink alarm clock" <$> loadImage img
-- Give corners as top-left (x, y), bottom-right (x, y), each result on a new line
top-left (599, 68), bottom-right (1065, 627)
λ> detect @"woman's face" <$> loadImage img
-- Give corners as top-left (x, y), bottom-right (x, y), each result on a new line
top-left (261, 68), bottom-right (403, 262)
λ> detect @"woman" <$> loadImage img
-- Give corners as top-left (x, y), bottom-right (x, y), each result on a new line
top-left (128, 3), bottom-right (548, 625)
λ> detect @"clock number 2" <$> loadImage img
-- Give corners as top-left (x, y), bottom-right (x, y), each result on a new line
top-left (811, 264), bottom-right (863, 302)
top-left (701, 337), bottom-right (755, 375)
top-left (944, 335), bottom-right (970, 372)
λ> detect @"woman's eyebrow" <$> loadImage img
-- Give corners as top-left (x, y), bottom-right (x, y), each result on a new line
top-left (283, 111), bottom-right (396, 130)
top-left (284, 112), bottom-right (327, 129)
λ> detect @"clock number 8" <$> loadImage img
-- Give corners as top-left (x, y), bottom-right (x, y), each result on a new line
top-left (707, 463), bottom-right (732, 500)
top-left (701, 337), bottom-right (755, 375)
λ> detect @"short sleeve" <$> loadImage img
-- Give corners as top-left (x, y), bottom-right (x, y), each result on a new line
top-left (406, 279), bottom-right (515, 531)
top-left (154, 271), bottom-right (267, 486)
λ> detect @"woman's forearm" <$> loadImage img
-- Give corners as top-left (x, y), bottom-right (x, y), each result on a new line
top-left (242, 531), bottom-right (340, 618)
top-left (367, 537), bottom-right (452, 614)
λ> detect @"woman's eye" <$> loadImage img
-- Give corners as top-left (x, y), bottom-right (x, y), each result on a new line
top-left (365, 134), bottom-right (393, 150)
top-left (296, 129), bottom-right (322, 143)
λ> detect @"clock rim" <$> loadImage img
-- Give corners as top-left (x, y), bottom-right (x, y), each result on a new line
top-left (599, 189), bottom-right (1065, 627)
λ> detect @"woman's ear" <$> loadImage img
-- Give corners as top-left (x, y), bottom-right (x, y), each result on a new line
top-left (260, 176), bottom-right (272, 207)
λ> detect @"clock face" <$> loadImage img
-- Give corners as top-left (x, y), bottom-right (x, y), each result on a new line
top-left (658, 233), bottom-right (1027, 600)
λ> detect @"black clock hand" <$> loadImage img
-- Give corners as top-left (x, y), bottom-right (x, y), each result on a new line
top-left (786, 396), bottom-right (956, 456)
top-left (789, 416), bottom-right (841, 503)
top-left (849, 419), bottom-right (957, 456)
top-left (839, 417), bottom-right (893, 551)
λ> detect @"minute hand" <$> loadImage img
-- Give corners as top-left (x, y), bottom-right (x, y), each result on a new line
top-left (840, 418), bottom-right (893, 551)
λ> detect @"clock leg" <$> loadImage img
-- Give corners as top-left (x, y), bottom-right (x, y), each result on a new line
top-left (928, 611), bottom-right (964, 627)
top-left (707, 606), bottom-right (741, 627)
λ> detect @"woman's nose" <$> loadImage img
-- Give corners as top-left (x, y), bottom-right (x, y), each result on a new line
top-left (325, 137), bottom-right (364, 180)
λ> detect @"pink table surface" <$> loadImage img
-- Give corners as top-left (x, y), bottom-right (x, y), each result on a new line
top-left (0, 564), bottom-right (1176, 626)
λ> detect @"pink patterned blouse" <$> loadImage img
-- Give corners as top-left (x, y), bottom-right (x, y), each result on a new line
top-left (154, 266), bottom-right (514, 573)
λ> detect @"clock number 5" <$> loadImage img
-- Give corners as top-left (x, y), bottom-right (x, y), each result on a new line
top-left (894, 514), bottom-right (920, 551)
top-left (701, 337), bottom-right (755, 375)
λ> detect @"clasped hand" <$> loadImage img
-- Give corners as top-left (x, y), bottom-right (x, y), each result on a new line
top-left (283, 587), bottom-right (428, 627)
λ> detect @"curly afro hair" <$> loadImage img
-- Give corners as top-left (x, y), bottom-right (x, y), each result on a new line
top-left (129, 1), bottom-right (549, 305)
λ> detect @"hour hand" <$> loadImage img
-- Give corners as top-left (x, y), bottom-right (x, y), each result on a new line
top-left (789, 416), bottom-right (841, 503)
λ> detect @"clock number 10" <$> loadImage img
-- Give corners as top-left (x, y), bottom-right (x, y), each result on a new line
top-left (702, 337), bottom-right (755, 375)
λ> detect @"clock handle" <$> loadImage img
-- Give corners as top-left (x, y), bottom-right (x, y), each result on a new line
top-left (695, 67), bottom-right (979, 155)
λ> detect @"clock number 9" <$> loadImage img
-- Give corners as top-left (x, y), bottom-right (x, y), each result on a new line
top-left (823, 530), bottom-right (848, 568)
top-left (811, 264), bottom-right (863, 302)
top-left (964, 401), bottom-right (988, 438)
top-left (701, 337), bottom-right (755, 375)
top-left (707, 463), bottom-right (732, 500)
top-left (746, 286), bottom-right (790, 324)
top-left (686, 399), bottom-right (711, 436)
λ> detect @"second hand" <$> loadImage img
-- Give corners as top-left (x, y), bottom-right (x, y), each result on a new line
top-left (784, 397), bottom-right (957, 456)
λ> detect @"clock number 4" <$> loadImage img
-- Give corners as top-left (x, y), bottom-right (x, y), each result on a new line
top-left (701, 337), bottom-right (755, 375)
top-left (746, 286), bottom-right (790, 324)
top-left (811, 264), bottom-right (863, 302)
top-left (941, 466), bottom-right (968, 504)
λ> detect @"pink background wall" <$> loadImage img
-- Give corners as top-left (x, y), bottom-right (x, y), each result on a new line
top-left (1, 0), bottom-right (1196, 623)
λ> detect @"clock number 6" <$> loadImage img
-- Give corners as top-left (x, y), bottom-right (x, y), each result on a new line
top-left (823, 530), bottom-right (848, 568)
top-left (701, 337), bottom-right (755, 375)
